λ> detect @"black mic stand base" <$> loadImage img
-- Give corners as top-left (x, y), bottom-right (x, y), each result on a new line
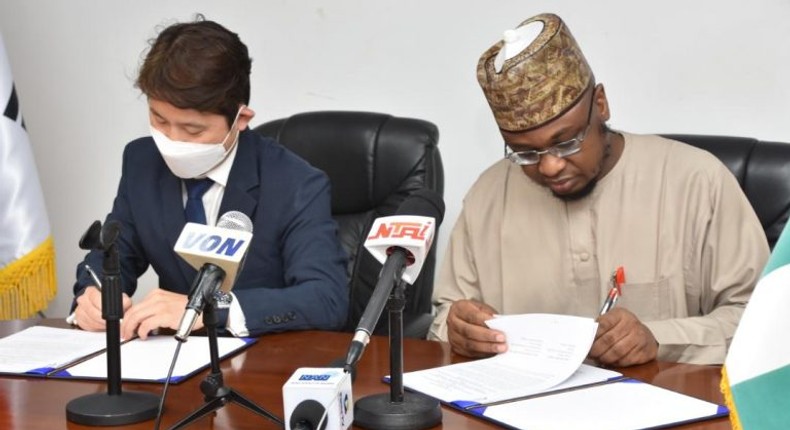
top-left (353, 279), bottom-right (442, 430)
top-left (168, 303), bottom-right (282, 429)
top-left (168, 385), bottom-right (281, 429)
top-left (354, 392), bottom-right (441, 430)
top-left (67, 221), bottom-right (159, 427)
top-left (66, 391), bottom-right (160, 426)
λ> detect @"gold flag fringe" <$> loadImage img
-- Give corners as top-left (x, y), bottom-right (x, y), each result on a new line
top-left (0, 237), bottom-right (57, 320)
top-left (721, 366), bottom-right (743, 430)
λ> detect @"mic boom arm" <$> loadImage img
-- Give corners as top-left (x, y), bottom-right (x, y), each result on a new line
top-left (344, 248), bottom-right (409, 371)
top-left (175, 263), bottom-right (226, 342)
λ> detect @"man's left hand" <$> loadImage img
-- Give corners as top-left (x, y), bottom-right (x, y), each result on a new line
top-left (120, 289), bottom-right (198, 340)
top-left (589, 308), bottom-right (658, 367)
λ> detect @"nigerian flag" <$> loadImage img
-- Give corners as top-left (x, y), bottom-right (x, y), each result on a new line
top-left (722, 225), bottom-right (790, 429)
top-left (0, 32), bottom-right (56, 319)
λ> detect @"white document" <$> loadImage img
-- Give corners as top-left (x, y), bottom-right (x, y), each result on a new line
top-left (485, 313), bottom-right (600, 393)
top-left (403, 313), bottom-right (619, 404)
top-left (0, 326), bottom-right (107, 374)
top-left (0, 326), bottom-right (252, 383)
top-left (480, 379), bottom-right (727, 430)
top-left (61, 335), bottom-right (251, 382)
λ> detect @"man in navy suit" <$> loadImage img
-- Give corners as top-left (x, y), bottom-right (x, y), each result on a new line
top-left (72, 17), bottom-right (349, 340)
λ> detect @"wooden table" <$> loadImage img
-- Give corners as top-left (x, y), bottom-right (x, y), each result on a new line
top-left (0, 319), bottom-right (730, 429)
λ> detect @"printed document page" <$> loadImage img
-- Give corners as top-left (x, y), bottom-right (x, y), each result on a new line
top-left (481, 379), bottom-right (726, 430)
top-left (485, 313), bottom-right (599, 392)
top-left (62, 335), bottom-right (250, 382)
top-left (404, 314), bottom-right (619, 404)
top-left (0, 326), bottom-right (107, 374)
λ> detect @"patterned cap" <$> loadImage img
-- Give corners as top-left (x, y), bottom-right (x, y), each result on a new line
top-left (477, 13), bottom-right (593, 132)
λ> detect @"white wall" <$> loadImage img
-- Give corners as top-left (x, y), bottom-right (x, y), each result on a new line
top-left (1, 0), bottom-right (788, 317)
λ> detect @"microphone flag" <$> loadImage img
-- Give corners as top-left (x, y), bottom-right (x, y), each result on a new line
top-left (173, 221), bottom-right (252, 294)
top-left (363, 215), bottom-right (436, 285)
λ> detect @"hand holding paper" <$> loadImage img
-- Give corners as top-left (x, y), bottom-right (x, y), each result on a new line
top-left (446, 299), bottom-right (506, 357)
top-left (404, 313), bottom-right (618, 405)
top-left (401, 313), bottom-right (724, 430)
top-left (484, 313), bottom-right (600, 393)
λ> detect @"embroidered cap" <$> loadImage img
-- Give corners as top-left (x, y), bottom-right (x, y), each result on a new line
top-left (477, 13), bottom-right (593, 132)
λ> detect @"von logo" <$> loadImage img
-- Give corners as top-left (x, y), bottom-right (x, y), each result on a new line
top-left (182, 232), bottom-right (245, 257)
top-left (368, 221), bottom-right (432, 241)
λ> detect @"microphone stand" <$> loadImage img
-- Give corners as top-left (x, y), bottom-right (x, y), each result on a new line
top-left (66, 221), bottom-right (160, 425)
top-left (168, 294), bottom-right (282, 429)
top-left (353, 279), bottom-right (442, 430)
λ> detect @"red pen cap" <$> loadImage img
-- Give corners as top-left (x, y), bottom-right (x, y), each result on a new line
top-left (614, 266), bottom-right (626, 293)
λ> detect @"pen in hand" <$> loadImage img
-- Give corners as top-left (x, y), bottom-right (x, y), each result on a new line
top-left (599, 266), bottom-right (625, 315)
top-left (84, 264), bottom-right (103, 290)
top-left (65, 264), bottom-right (107, 328)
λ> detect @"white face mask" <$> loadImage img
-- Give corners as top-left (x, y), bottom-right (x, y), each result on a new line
top-left (151, 109), bottom-right (242, 179)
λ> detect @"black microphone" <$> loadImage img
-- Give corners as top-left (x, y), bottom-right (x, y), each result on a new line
top-left (290, 400), bottom-right (327, 430)
top-left (343, 189), bottom-right (445, 371)
top-left (173, 211), bottom-right (254, 341)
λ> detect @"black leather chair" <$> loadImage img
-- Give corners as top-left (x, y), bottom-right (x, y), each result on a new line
top-left (254, 111), bottom-right (444, 338)
top-left (664, 134), bottom-right (790, 249)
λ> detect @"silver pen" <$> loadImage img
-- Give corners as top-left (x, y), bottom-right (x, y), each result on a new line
top-left (84, 264), bottom-right (103, 290)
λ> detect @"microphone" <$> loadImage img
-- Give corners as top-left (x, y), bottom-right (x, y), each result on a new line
top-left (173, 211), bottom-right (254, 341)
top-left (343, 189), bottom-right (445, 371)
top-left (283, 367), bottom-right (353, 430)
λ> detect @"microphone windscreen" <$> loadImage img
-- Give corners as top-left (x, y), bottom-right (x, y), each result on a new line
top-left (395, 189), bottom-right (445, 226)
top-left (290, 400), bottom-right (327, 430)
top-left (217, 210), bottom-right (253, 233)
top-left (216, 211), bottom-right (253, 292)
top-left (78, 220), bottom-right (102, 250)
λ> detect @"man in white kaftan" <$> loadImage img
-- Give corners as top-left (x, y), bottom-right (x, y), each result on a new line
top-left (429, 13), bottom-right (768, 366)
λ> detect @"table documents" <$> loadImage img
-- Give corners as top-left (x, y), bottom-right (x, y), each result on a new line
top-left (0, 320), bottom-right (732, 429)
top-left (0, 326), bottom-right (253, 383)
top-left (402, 313), bottom-right (727, 430)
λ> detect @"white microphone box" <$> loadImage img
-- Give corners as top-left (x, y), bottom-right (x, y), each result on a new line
top-left (283, 367), bottom-right (353, 430)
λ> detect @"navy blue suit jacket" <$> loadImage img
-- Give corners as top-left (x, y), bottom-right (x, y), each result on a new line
top-left (74, 130), bottom-right (349, 335)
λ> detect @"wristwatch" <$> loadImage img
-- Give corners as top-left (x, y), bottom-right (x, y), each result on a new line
top-left (212, 291), bottom-right (233, 309)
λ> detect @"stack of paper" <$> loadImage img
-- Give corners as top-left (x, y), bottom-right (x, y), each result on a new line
top-left (401, 313), bottom-right (727, 429)
top-left (0, 326), bottom-right (254, 383)
top-left (404, 314), bottom-right (617, 404)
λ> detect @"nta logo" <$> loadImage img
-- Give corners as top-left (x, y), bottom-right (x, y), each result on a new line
top-left (367, 221), bottom-right (432, 241)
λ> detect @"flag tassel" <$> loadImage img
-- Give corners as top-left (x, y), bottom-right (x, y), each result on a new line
top-left (721, 366), bottom-right (743, 430)
top-left (0, 237), bottom-right (56, 319)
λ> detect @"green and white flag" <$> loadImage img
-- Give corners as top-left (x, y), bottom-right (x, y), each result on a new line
top-left (0, 32), bottom-right (56, 319)
top-left (722, 227), bottom-right (790, 429)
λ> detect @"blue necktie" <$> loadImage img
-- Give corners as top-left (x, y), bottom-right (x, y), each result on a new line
top-left (184, 178), bottom-right (214, 224)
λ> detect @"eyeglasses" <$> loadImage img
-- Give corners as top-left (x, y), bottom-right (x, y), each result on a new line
top-left (505, 90), bottom-right (595, 166)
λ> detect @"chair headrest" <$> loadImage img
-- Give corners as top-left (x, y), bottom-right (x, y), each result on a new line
top-left (255, 111), bottom-right (441, 214)
top-left (664, 134), bottom-right (790, 248)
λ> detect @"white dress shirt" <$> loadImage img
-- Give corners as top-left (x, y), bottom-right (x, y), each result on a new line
top-left (185, 141), bottom-right (250, 337)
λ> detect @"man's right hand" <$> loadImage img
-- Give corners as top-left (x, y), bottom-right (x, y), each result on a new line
top-left (447, 299), bottom-right (507, 358)
top-left (73, 286), bottom-right (132, 332)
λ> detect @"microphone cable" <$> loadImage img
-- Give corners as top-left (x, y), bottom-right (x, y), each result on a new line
top-left (153, 340), bottom-right (184, 430)
top-left (315, 392), bottom-right (336, 430)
